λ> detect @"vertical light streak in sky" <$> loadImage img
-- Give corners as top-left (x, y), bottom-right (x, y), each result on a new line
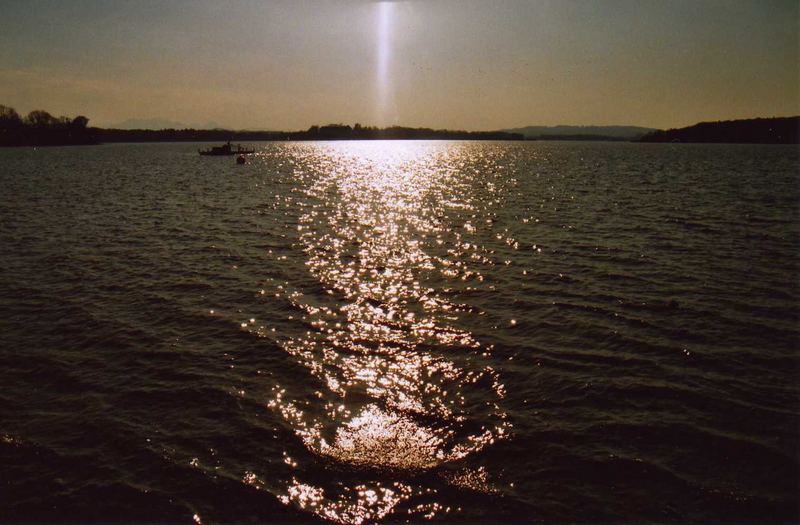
top-left (376, 1), bottom-right (394, 125)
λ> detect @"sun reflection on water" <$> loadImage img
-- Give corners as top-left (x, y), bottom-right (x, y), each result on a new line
top-left (264, 141), bottom-right (512, 523)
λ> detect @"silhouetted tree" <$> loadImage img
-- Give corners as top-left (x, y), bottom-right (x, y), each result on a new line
top-left (26, 110), bottom-right (57, 128)
top-left (71, 116), bottom-right (89, 129)
top-left (0, 105), bottom-right (22, 130)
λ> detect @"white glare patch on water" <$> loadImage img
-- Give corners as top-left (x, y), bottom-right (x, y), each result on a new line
top-left (262, 142), bottom-right (513, 523)
top-left (280, 479), bottom-right (412, 525)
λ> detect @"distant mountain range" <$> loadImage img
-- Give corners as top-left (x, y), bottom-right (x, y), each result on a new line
top-left (503, 125), bottom-right (656, 140)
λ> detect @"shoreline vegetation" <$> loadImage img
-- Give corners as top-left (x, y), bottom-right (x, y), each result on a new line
top-left (636, 116), bottom-right (799, 144)
top-left (0, 105), bottom-right (523, 146)
top-left (98, 123), bottom-right (525, 143)
top-left (0, 105), bottom-right (97, 147)
top-left (1, 105), bottom-right (798, 147)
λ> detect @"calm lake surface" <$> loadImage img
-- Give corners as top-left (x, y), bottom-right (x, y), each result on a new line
top-left (1, 141), bottom-right (798, 524)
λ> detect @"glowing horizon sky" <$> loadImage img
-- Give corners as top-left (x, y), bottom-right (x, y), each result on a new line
top-left (0, 0), bottom-right (797, 130)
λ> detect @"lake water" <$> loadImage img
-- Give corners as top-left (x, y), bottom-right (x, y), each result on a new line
top-left (1, 141), bottom-right (798, 524)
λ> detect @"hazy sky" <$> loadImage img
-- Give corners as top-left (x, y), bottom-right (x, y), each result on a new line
top-left (0, 0), bottom-right (797, 130)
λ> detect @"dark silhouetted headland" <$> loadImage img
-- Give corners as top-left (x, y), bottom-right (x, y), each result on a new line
top-left (638, 117), bottom-right (800, 144)
top-left (0, 105), bottom-right (98, 146)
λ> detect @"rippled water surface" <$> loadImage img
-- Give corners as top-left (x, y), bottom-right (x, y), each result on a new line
top-left (1, 141), bottom-right (798, 523)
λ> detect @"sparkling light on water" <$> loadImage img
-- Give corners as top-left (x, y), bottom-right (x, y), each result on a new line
top-left (265, 142), bottom-right (513, 523)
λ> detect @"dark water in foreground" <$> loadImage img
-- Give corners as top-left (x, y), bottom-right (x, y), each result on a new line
top-left (1, 141), bottom-right (798, 524)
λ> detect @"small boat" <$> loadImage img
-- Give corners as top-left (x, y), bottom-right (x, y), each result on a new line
top-left (199, 141), bottom-right (255, 156)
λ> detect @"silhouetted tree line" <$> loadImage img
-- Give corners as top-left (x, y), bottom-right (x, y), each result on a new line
top-left (0, 105), bottom-right (97, 146)
top-left (7, 105), bottom-right (796, 146)
top-left (95, 123), bottom-right (524, 143)
top-left (299, 123), bottom-right (524, 140)
top-left (638, 117), bottom-right (799, 144)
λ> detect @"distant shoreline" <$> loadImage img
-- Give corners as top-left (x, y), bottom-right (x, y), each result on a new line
top-left (0, 114), bottom-right (524, 147)
top-left (2, 105), bottom-right (799, 146)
